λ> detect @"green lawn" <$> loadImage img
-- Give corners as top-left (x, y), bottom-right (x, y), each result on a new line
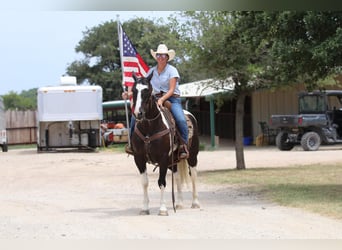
top-left (200, 164), bottom-right (342, 220)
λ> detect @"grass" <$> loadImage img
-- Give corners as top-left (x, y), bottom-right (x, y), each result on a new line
top-left (200, 164), bottom-right (342, 220)
top-left (8, 144), bottom-right (36, 150)
top-left (100, 143), bottom-right (126, 153)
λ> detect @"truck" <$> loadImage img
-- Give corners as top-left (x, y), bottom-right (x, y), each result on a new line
top-left (270, 90), bottom-right (342, 151)
top-left (0, 96), bottom-right (8, 152)
top-left (37, 76), bottom-right (103, 152)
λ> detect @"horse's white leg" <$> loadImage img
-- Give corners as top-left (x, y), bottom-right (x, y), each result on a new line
top-left (190, 167), bottom-right (200, 208)
top-left (158, 185), bottom-right (169, 216)
top-left (139, 170), bottom-right (150, 215)
top-left (174, 172), bottom-right (184, 209)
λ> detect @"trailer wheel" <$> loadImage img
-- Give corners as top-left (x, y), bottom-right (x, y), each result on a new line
top-left (1, 143), bottom-right (8, 152)
top-left (275, 131), bottom-right (295, 151)
top-left (301, 131), bottom-right (321, 151)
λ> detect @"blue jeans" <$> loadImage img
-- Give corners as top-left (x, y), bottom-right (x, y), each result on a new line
top-left (129, 115), bottom-right (135, 139)
top-left (168, 96), bottom-right (188, 143)
top-left (129, 96), bottom-right (188, 144)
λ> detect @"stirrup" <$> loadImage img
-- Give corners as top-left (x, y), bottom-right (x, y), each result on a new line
top-left (179, 144), bottom-right (189, 159)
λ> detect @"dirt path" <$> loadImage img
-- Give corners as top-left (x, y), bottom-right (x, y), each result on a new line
top-left (1, 145), bottom-right (342, 239)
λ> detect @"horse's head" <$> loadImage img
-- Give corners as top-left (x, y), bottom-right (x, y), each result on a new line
top-left (132, 72), bottom-right (154, 120)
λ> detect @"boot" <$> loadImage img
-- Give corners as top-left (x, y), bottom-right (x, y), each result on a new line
top-left (179, 144), bottom-right (189, 159)
top-left (125, 143), bottom-right (134, 155)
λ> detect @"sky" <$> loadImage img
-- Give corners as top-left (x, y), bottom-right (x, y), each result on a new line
top-left (0, 11), bottom-right (175, 95)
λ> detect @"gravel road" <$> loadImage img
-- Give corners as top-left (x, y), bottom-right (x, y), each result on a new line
top-left (1, 144), bottom-right (342, 239)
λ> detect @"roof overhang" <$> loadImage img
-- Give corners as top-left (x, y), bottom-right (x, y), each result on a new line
top-left (179, 78), bottom-right (235, 98)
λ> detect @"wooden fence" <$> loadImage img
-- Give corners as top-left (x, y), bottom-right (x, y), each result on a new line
top-left (6, 110), bottom-right (37, 145)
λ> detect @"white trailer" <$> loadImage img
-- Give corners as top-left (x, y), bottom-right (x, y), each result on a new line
top-left (37, 77), bottom-right (103, 152)
top-left (0, 96), bottom-right (8, 152)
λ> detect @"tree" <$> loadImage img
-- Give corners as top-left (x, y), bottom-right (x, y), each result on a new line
top-left (261, 11), bottom-right (342, 90)
top-left (2, 89), bottom-right (37, 110)
top-left (66, 18), bottom-right (184, 102)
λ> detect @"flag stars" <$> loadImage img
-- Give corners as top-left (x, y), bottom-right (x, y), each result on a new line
top-left (123, 32), bottom-right (136, 57)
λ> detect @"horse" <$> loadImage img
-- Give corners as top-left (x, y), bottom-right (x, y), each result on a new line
top-left (130, 73), bottom-right (200, 216)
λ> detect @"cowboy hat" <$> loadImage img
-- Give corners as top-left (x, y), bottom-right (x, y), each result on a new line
top-left (150, 44), bottom-right (175, 62)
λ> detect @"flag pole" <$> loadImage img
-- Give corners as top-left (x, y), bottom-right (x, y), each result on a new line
top-left (117, 15), bottom-right (131, 148)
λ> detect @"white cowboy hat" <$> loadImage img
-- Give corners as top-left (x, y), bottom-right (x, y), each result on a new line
top-left (150, 44), bottom-right (175, 62)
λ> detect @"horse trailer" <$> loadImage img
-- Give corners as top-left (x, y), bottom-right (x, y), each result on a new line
top-left (37, 77), bottom-right (103, 152)
top-left (0, 96), bottom-right (8, 152)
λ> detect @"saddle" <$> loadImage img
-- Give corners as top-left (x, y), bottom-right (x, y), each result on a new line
top-left (161, 101), bottom-right (194, 158)
top-left (130, 100), bottom-right (193, 163)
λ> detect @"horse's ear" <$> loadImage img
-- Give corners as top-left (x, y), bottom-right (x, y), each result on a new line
top-left (147, 72), bottom-right (153, 82)
top-left (146, 73), bottom-right (153, 92)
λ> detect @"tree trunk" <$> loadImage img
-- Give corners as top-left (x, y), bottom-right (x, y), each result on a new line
top-left (235, 93), bottom-right (246, 170)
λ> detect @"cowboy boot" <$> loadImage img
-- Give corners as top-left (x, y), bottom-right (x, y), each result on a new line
top-left (179, 144), bottom-right (189, 159)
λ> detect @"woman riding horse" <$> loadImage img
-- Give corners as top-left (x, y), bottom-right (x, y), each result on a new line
top-left (123, 44), bottom-right (189, 159)
top-left (129, 72), bottom-right (200, 215)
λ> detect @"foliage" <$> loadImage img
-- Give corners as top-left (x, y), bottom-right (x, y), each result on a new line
top-left (259, 11), bottom-right (342, 90)
top-left (173, 11), bottom-right (342, 92)
top-left (171, 12), bottom-right (264, 91)
top-left (2, 89), bottom-right (37, 110)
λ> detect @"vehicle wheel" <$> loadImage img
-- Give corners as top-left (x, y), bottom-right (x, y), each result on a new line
top-left (301, 131), bottom-right (321, 151)
top-left (1, 143), bottom-right (8, 152)
top-left (275, 131), bottom-right (295, 151)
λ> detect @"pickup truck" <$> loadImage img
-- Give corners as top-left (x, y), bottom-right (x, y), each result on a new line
top-left (270, 90), bottom-right (342, 151)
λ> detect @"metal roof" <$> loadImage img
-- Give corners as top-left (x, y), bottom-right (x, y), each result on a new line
top-left (179, 78), bottom-right (235, 97)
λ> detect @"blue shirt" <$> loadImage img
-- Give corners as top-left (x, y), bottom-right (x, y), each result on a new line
top-left (147, 64), bottom-right (181, 96)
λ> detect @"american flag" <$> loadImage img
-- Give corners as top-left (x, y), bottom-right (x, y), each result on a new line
top-left (119, 24), bottom-right (149, 87)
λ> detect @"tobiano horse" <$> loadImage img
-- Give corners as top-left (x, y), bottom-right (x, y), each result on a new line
top-left (130, 73), bottom-right (200, 216)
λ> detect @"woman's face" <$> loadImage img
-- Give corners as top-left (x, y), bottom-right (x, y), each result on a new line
top-left (156, 54), bottom-right (168, 64)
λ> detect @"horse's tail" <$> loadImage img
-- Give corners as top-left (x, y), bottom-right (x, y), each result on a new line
top-left (177, 159), bottom-right (191, 187)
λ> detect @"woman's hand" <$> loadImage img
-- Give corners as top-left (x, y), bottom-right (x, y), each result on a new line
top-left (157, 98), bottom-right (164, 107)
top-left (122, 91), bottom-right (132, 100)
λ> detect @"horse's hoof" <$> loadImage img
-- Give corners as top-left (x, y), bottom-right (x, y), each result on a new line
top-left (139, 210), bottom-right (150, 215)
top-left (158, 210), bottom-right (169, 216)
top-left (191, 203), bottom-right (200, 209)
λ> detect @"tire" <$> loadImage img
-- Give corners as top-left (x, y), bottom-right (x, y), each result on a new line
top-left (301, 131), bottom-right (321, 151)
top-left (275, 131), bottom-right (295, 151)
top-left (1, 143), bottom-right (8, 152)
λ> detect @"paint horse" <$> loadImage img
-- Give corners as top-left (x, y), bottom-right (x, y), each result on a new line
top-left (130, 73), bottom-right (200, 216)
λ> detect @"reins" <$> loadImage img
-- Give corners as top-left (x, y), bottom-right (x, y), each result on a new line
top-left (160, 105), bottom-right (176, 213)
